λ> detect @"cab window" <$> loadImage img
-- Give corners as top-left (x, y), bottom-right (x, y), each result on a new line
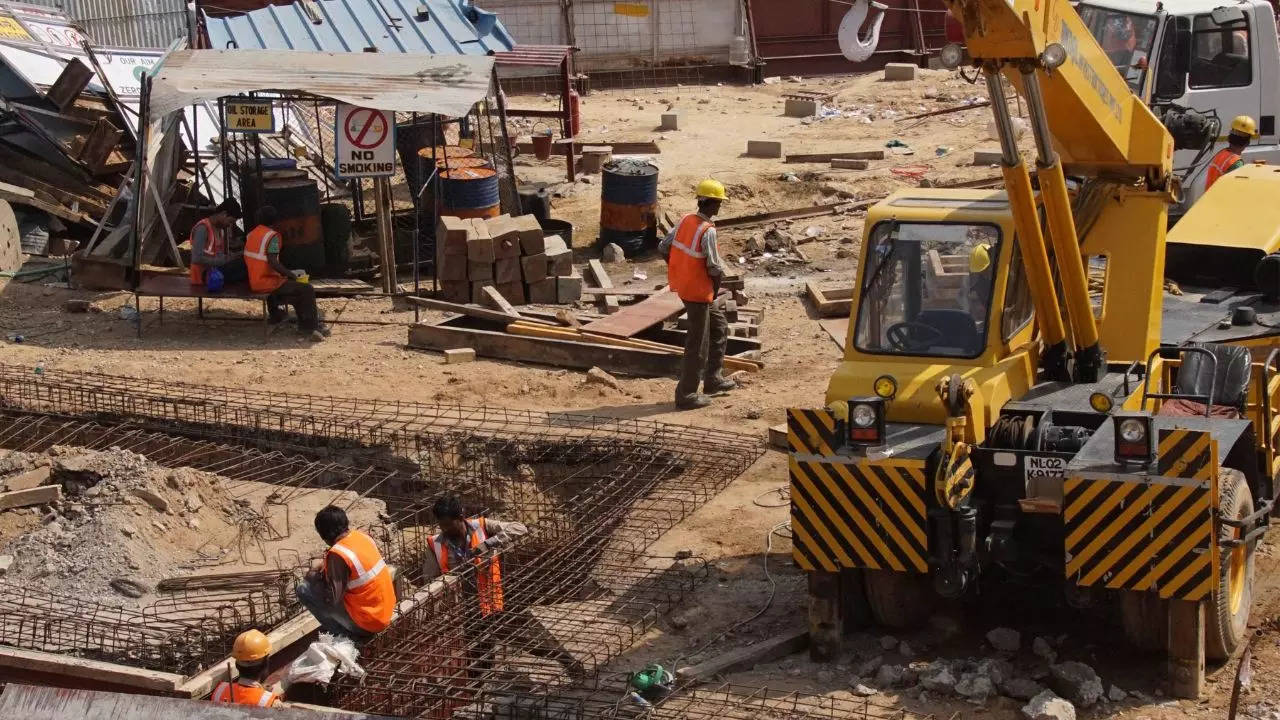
top-left (1189, 13), bottom-right (1251, 88)
top-left (1077, 5), bottom-right (1159, 92)
top-left (855, 222), bottom-right (1001, 359)
top-left (1001, 242), bottom-right (1034, 342)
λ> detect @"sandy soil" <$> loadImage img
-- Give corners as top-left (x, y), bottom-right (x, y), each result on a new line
top-left (1, 69), bottom-right (1272, 718)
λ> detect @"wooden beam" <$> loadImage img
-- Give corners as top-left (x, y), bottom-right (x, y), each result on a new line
top-left (579, 287), bottom-right (657, 297)
top-left (676, 630), bottom-right (809, 683)
top-left (585, 259), bottom-right (619, 315)
top-left (510, 322), bottom-right (761, 372)
top-left (784, 150), bottom-right (885, 163)
top-left (808, 572), bottom-right (843, 661)
top-left (0, 180), bottom-right (90, 224)
top-left (806, 282), bottom-right (854, 318)
top-left (479, 285), bottom-right (519, 317)
top-left (578, 288), bottom-right (683, 338)
top-left (0, 645), bottom-right (184, 693)
top-left (717, 201), bottom-right (872, 230)
top-left (404, 296), bottom-right (555, 326)
top-left (177, 611), bottom-right (318, 698)
top-left (1167, 598), bottom-right (1205, 699)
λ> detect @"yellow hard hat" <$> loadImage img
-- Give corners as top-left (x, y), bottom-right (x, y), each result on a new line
top-left (696, 179), bottom-right (728, 201)
top-left (1231, 115), bottom-right (1257, 138)
top-left (232, 630), bottom-right (271, 663)
top-left (969, 243), bottom-right (992, 273)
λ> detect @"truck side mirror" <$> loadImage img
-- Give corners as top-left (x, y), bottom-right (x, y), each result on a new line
top-left (1154, 16), bottom-right (1192, 102)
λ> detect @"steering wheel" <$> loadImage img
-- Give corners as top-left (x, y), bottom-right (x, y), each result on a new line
top-left (886, 321), bottom-right (945, 352)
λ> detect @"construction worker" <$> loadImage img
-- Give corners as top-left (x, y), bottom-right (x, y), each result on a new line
top-left (211, 630), bottom-right (284, 708)
top-left (244, 205), bottom-right (330, 341)
top-left (296, 505), bottom-right (395, 641)
top-left (1206, 115), bottom-right (1256, 190)
top-left (660, 179), bottom-right (735, 410)
top-left (189, 199), bottom-right (247, 286)
top-left (423, 495), bottom-right (584, 679)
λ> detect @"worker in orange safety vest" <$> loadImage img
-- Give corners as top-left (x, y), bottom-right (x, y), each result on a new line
top-left (189, 199), bottom-right (246, 286)
top-left (296, 505), bottom-right (395, 641)
top-left (423, 495), bottom-right (584, 679)
top-left (660, 179), bottom-right (735, 410)
top-left (1206, 115), bottom-right (1256, 191)
top-left (244, 205), bottom-right (330, 341)
top-left (210, 629), bottom-right (285, 708)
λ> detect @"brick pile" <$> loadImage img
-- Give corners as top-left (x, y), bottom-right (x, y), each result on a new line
top-left (437, 215), bottom-right (582, 305)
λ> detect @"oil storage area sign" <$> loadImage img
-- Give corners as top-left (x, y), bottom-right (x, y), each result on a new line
top-left (335, 105), bottom-right (395, 178)
top-left (225, 99), bottom-right (275, 133)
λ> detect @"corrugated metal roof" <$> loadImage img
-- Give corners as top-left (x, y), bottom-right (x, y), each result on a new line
top-left (149, 49), bottom-right (495, 117)
top-left (17, 0), bottom-right (189, 48)
top-left (0, 683), bottom-right (397, 719)
top-left (203, 0), bottom-right (515, 56)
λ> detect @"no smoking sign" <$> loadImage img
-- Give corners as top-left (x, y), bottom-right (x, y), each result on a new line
top-left (335, 104), bottom-right (396, 178)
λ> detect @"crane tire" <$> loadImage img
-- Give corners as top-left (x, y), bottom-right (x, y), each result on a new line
top-left (1208, 468), bottom-right (1255, 661)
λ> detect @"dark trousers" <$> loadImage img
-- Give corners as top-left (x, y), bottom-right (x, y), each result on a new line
top-left (676, 299), bottom-right (728, 403)
top-left (269, 280), bottom-right (319, 331)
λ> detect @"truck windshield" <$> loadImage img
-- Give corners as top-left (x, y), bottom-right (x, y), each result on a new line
top-left (854, 222), bottom-right (1002, 359)
top-left (1077, 4), bottom-right (1160, 91)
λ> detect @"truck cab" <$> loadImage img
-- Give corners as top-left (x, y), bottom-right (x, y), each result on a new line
top-left (1074, 0), bottom-right (1280, 211)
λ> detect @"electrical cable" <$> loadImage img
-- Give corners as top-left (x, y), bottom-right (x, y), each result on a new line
top-left (753, 485), bottom-right (790, 508)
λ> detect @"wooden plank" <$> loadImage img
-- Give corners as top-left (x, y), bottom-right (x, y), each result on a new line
top-left (1168, 598), bottom-right (1205, 699)
top-left (479, 285), bottom-right (519, 316)
top-left (578, 287), bottom-right (683, 338)
top-left (818, 317), bottom-right (849, 351)
top-left (0, 645), bottom-right (184, 693)
top-left (579, 287), bottom-right (657, 297)
top-left (585, 259), bottom-right (619, 315)
top-left (45, 58), bottom-right (94, 111)
top-left (405, 296), bottom-right (554, 326)
top-left (177, 611), bottom-right (318, 698)
top-left (0, 484), bottom-right (59, 510)
top-left (806, 282), bottom-right (854, 318)
top-left (0, 181), bottom-right (88, 224)
top-left (784, 150), bottom-right (885, 163)
top-left (511, 322), bottom-right (761, 372)
top-left (676, 630), bottom-right (809, 683)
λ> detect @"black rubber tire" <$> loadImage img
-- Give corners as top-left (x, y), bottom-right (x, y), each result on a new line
top-left (1207, 468), bottom-right (1255, 661)
top-left (865, 569), bottom-right (933, 629)
top-left (1119, 590), bottom-right (1168, 651)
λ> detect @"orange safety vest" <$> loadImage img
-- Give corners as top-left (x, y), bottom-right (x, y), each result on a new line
top-left (325, 530), bottom-right (395, 634)
top-left (667, 213), bottom-right (715, 303)
top-left (1206, 148), bottom-right (1243, 190)
top-left (188, 217), bottom-right (223, 284)
top-left (211, 681), bottom-right (278, 708)
top-left (244, 224), bottom-right (287, 294)
top-left (426, 517), bottom-right (504, 616)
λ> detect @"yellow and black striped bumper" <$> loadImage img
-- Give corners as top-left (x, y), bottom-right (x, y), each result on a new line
top-left (1064, 428), bottom-right (1219, 601)
top-left (788, 409), bottom-right (930, 573)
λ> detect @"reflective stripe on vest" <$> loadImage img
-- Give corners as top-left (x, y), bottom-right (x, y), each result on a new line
top-left (244, 225), bottom-right (286, 293)
top-left (670, 217), bottom-right (711, 259)
top-left (192, 218), bottom-right (222, 258)
top-left (427, 517), bottom-right (504, 615)
top-left (326, 530), bottom-right (394, 633)
top-left (668, 213), bottom-right (715, 303)
top-left (212, 681), bottom-right (276, 707)
top-left (1206, 149), bottom-right (1242, 190)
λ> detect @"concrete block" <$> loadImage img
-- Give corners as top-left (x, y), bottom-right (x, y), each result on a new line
top-left (746, 140), bottom-right (783, 158)
top-left (513, 215), bottom-right (545, 255)
top-left (973, 148), bottom-right (1004, 166)
top-left (883, 62), bottom-right (917, 81)
top-left (438, 257), bottom-right (468, 282)
top-left (0, 484), bottom-right (60, 510)
top-left (660, 113), bottom-right (679, 130)
top-left (521, 253), bottom-right (547, 283)
top-left (580, 146), bottom-right (612, 174)
top-left (495, 257), bottom-right (522, 284)
top-left (467, 261), bottom-right (493, 281)
top-left (440, 281), bottom-right (470, 304)
top-left (556, 274), bottom-right (583, 304)
top-left (831, 158), bottom-right (869, 170)
top-left (546, 248), bottom-right (573, 277)
top-left (527, 278), bottom-right (558, 304)
top-left (497, 281), bottom-right (526, 305)
top-left (784, 98), bottom-right (818, 118)
top-left (438, 215), bottom-right (471, 256)
top-left (542, 234), bottom-right (568, 254)
top-left (487, 216), bottom-right (521, 258)
top-left (467, 236), bottom-right (495, 264)
top-left (443, 348), bottom-right (475, 364)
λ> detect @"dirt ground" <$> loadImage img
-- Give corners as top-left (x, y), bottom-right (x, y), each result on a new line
top-left (1, 68), bottom-right (1275, 718)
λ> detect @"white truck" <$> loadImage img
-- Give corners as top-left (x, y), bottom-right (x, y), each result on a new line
top-left (1073, 0), bottom-right (1280, 214)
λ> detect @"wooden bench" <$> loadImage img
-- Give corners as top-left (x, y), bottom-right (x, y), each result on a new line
top-left (133, 273), bottom-right (271, 339)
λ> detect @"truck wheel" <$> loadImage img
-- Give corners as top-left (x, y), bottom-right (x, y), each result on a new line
top-left (865, 569), bottom-right (932, 629)
top-left (1120, 591), bottom-right (1168, 651)
top-left (1208, 468), bottom-right (1255, 661)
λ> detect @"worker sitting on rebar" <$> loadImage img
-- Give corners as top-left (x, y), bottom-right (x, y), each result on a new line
top-left (296, 506), bottom-right (396, 642)
top-left (423, 495), bottom-right (585, 680)
top-left (211, 630), bottom-right (286, 708)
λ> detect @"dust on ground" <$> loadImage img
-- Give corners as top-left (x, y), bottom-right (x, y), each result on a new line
top-left (0, 68), bottom-right (1269, 718)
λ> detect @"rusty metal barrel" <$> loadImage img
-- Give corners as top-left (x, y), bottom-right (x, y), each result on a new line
top-left (438, 166), bottom-right (501, 220)
top-left (599, 158), bottom-right (659, 257)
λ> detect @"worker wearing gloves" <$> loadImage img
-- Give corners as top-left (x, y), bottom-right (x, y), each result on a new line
top-left (1206, 115), bottom-right (1256, 190)
top-left (189, 199), bottom-right (247, 286)
top-left (244, 205), bottom-right (331, 341)
top-left (423, 495), bottom-right (584, 679)
top-left (296, 506), bottom-right (396, 642)
top-left (211, 630), bottom-right (284, 708)
top-left (660, 179), bottom-right (735, 410)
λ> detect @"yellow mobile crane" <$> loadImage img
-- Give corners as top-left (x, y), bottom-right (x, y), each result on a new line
top-left (789, 0), bottom-right (1280, 698)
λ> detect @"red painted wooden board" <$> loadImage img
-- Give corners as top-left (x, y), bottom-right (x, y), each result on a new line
top-left (578, 287), bottom-right (683, 338)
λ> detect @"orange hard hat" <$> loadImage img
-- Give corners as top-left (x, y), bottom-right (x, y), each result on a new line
top-left (232, 629), bottom-right (271, 663)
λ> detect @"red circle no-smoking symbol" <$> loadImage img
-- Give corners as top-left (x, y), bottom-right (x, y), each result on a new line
top-left (344, 108), bottom-right (388, 150)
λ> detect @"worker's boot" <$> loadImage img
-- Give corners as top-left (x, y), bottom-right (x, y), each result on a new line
top-left (704, 374), bottom-right (737, 395)
top-left (676, 393), bottom-right (712, 410)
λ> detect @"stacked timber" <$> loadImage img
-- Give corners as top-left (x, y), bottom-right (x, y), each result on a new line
top-left (436, 214), bottom-right (581, 306)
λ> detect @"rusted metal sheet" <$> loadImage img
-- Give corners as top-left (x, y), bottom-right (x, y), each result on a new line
top-left (0, 684), bottom-right (395, 719)
top-left (21, 0), bottom-right (189, 49)
top-left (748, 0), bottom-right (950, 75)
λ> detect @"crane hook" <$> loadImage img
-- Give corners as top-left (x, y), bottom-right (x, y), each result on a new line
top-left (837, 0), bottom-right (889, 63)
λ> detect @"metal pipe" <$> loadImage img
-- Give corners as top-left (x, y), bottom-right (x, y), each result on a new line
top-left (985, 73), bottom-right (1021, 165)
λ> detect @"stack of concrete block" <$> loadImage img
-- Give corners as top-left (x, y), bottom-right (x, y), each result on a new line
top-left (436, 214), bottom-right (582, 306)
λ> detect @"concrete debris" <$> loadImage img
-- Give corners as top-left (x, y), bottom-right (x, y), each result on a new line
top-left (849, 682), bottom-right (878, 697)
top-left (986, 627), bottom-right (1021, 653)
top-left (1003, 677), bottom-right (1046, 700)
top-left (1108, 685), bottom-right (1127, 702)
top-left (956, 672), bottom-right (996, 703)
top-left (976, 657), bottom-right (1013, 686)
top-left (585, 366), bottom-right (623, 392)
top-left (1032, 636), bottom-right (1056, 661)
top-left (1048, 661), bottom-right (1104, 708)
top-left (601, 243), bottom-right (626, 263)
top-left (879, 635), bottom-right (899, 651)
top-left (854, 655), bottom-right (883, 677)
top-left (1022, 690), bottom-right (1076, 720)
top-left (874, 664), bottom-right (905, 688)
top-left (0, 554), bottom-right (12, 574)
top-left (130, 486), bottom-right (170, 513)
top-left (919, 661), bottom-right (957, 694)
